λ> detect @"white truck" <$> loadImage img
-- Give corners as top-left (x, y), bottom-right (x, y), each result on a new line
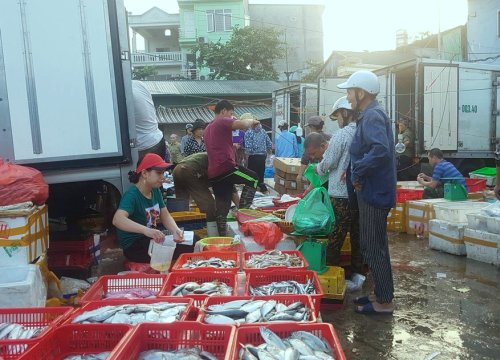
top-left (272, 83), bottom-right (318, 138)
top-left (318, 59), bottom-right (500, 174)
top-left (0, 0), bottom-right (137, 220)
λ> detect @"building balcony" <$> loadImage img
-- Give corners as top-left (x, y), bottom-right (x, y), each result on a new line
top-left (131, 51), bottom-right (183, 66)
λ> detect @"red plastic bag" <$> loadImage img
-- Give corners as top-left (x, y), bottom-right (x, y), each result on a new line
top-left (240, 222), bottom-right (283, 250)
top-left (0, 158), bottom-right (49, 206)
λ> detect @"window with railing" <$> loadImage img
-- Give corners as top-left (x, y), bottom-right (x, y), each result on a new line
top-left (206, 9), bottom-right (232, 32)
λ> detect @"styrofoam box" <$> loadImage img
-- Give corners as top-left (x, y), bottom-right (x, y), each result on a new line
top-left (434, 201), bottom-right (489, 223)
top-left (469, 173), bottom-right (496, 187)
top-left (428, 219), bottom-right (467, 255)
top-left (0, 265), bottom-right (47, 308)
top-left (406, 199), bottom-right (449, 236)
top-left (464, 228), bottom-right (500, 266)
top-left (486, 217), bottom-right (500, 235)
top-left (466, 213), bottom-right (489, 231)
top-left (0, 205), bottom-right (49, 266)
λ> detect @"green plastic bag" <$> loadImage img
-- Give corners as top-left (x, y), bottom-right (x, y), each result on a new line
top-left (303, 163), bottom-right (329, 188)
top-left (292, 187), bottom-right (335, 236)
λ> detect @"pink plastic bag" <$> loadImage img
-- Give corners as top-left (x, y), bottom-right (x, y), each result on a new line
top-left (0, 158), bottom-right (49, 206)
top-left (240, 222), bottom-right (283, 250)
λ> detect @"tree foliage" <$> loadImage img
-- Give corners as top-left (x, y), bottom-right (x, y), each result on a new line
top-left (193, 26), bottom-right (285, 80)
top-left (132, 65), bottom-right (158, 80)
top-left (301, 60), bottom-right (324, 83)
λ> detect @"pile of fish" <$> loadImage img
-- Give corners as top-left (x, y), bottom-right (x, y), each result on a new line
top-left (239, 327), bottom-right (336, 360)
top-left (249, 279), bottom-right (316, 296)
top-left (64, 353), bottom-right (110, 360)
top-left (0, 322), bottom-right (45, 340)
top-left (202, 299), bottom-right (311, 325)
top-left (72, 302), bottom-right (187, 325)
top-left (139, 348), bottom-right (218, 360)
top-left (181, 257), bottom-right (237, 269)
top-left (103, 288), bottom-right (157, 300)
top-left (169, 281), bottom-right (233, 296)
top-left (245, 250), bottom-right (304, 269)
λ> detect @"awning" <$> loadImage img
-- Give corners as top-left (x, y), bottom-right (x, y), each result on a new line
top-left (156, 105), bottom-right (272, 124)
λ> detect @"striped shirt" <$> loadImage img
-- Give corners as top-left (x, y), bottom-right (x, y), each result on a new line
top-left (432, 160), bottom-right (466, 188)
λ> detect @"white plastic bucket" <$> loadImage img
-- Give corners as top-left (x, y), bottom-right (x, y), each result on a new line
top-left (148, 237), bottom-right (176, 272)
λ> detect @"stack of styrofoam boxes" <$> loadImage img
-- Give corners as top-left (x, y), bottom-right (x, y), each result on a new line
top-left (0, 205), bottom-right (49, 307)
top-left (405, 198), bottom-right (448, 238)
top-left (464, 202), bottom-right (500, 266)
top-left (430, 201), bottom-right (489, 255)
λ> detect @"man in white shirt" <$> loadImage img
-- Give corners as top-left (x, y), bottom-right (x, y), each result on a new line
top-left (132, 80), bottom-right (165, 162)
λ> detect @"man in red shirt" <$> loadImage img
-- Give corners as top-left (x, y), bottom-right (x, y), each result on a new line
top-left (204, 100), bottom-right (260, 235)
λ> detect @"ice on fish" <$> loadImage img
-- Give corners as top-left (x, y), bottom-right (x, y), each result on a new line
top-left (181, 257), bottom-right (237, 269)
top-left (245, 250), bottom-right (304, 269)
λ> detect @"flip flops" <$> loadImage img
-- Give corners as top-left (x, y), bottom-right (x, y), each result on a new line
top-left (354, 302), bottom-right (394, 315)
top-left (353, 295), bottom-right (372, 305)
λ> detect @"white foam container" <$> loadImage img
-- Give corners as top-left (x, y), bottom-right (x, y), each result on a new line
top-left (0, 265), bottom-right (47, 308)
top-left (469, 172), bottom-right (496, 187)
top-left (464, 228), bottom-right (500, 266)
top-left (466, 213), bottom-right (489, 231)
top-left (428, 219), bottom-right (467, 255)
top-left (434, 201), bottom-right (489, 223)
top-left (486, 217), bottom-right (500, 235)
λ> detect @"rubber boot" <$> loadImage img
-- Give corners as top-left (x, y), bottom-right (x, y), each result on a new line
top-left (239, 186), bottom-right (256, 209)
top-left (206, 221), bottom-right (219, 237)
top-left (216, 215), bottom-right (227, 236)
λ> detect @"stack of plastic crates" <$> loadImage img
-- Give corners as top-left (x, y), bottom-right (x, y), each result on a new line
top-left (47, 233), bottom-right (95, 279)
top-left (387, 188), bottom-right (424, 232)
top-left (171, 211), bottom-right (207, 231)
top-left (318, 266), bottom-right (346, 307)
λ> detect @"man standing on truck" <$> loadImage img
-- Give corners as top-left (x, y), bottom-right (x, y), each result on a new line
top-left (417, 148), bottom-right (467, 199)
top-left (204, 100), bottom-right (260, 236)
top-left (132, 81), bottom-right (166, 162)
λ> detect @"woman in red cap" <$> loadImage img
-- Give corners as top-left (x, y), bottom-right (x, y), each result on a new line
top-left (113, 153), bottom-right (184, 263)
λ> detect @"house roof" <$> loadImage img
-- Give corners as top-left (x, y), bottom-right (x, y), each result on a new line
top-left (156, 105), bottom-right (272, 124)
top-left (143, 80), bottom-right (283, 96)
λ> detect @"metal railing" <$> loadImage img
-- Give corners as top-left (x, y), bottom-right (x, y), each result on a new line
top-left (132, 51), bottom-right (183, 65)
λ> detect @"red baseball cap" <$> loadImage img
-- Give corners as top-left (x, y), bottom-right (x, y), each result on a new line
top-left (136, 153), bottom-right (170, 173)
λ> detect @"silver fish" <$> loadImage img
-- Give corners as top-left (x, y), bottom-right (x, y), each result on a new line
top-left (290, 332), bottom-right (332, 355)
top-left (170, 281), bottom-right (233, 297)
top-left (260, 327), bottom-right (287, 351)
top-left (241, 300), bottom-right (267, 313)
top-left (138, 348), bottom-right (217, 360)
top-left (245, 250), bottom-right (304, 269)
top-left (204, 314), bottom-right (237, 325)
top-left (181, 257), bottom-right (237, 269)
top-left (249, 280), bottom-right (316, 296)
top-left (284, 348), bottom-right (300, 360)
top-left (288, 338), bottom-right (314, 356)
top-left (64, 352), bottom-right (111, 360)
top-left (208, 299), bottom-right (250, 311)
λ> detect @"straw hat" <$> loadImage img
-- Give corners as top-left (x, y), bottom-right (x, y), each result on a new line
top-left (240, 113), bottom-right (257, 121)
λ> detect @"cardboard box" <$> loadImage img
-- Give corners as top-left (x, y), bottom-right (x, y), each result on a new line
top-left (274, 174), bottom-right (286, 187)
top-left (274, 157), bottom-right (302, 175)
top-left (286, 179), bottom-right (298, 189)
top-left (0, 205), bottom-right (49, 266)
top-left (275, 168), bottom-right (298, 181)
top-left (274, 183), bottom-right (287, 195)
top-left (285, 187), bottom-right (303, 195)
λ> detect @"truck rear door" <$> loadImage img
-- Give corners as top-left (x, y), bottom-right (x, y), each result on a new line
top-left (0, 0), bottom-right (130, 169)
top-left (422, 64), bottom-right (459, 151)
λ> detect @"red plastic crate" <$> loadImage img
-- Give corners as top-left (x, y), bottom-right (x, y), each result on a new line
top-left (159, 271), bottom-right (238, 307)
top-left (465, 177), bottom-right (487, 192)
top-left (242, 250), bottom-right (309, 273)
top-left (65, 298), bottom-right (193, 325)
top-left (171, 251), bottom-right (240, 274)
top-left (231, 323), bottom-right (346, 360)
top-left (18, 324), bottom-right (131, 360)
top-left (396, 188), bottom-right (424, 203)
top-left (0, 307), bottom-right (74, 360)
top-left (107, 322), bottom-right (235, 360)
top-left (245, 270), bottom-right (324, 316)
top-left (49, 236), bottom-right (93, 253)
top-left (48, 251), bottom-right (92, 268)
top-left (78, 274), bottom-right (167, 304)
top-left (198, 295), bottom-right (317, 325)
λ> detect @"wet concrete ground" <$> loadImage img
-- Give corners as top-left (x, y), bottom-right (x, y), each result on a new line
top-left (321, 232), bottom-right (500, 360)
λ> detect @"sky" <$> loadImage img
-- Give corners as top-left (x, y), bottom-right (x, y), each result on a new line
top-left (124, 0), bottom-right (469, 57)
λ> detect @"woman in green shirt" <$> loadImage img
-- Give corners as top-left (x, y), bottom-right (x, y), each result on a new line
top-left (113, 153), bottom-right (184, 263)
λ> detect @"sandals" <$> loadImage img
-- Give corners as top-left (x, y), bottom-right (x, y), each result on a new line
top-left (354, 302), bottom-right (394, 315)
top-left (353, 295), bottom-right (372, 305)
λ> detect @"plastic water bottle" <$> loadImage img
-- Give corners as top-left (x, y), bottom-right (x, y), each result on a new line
top-left (395, 135), bottom-right (406, 154)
